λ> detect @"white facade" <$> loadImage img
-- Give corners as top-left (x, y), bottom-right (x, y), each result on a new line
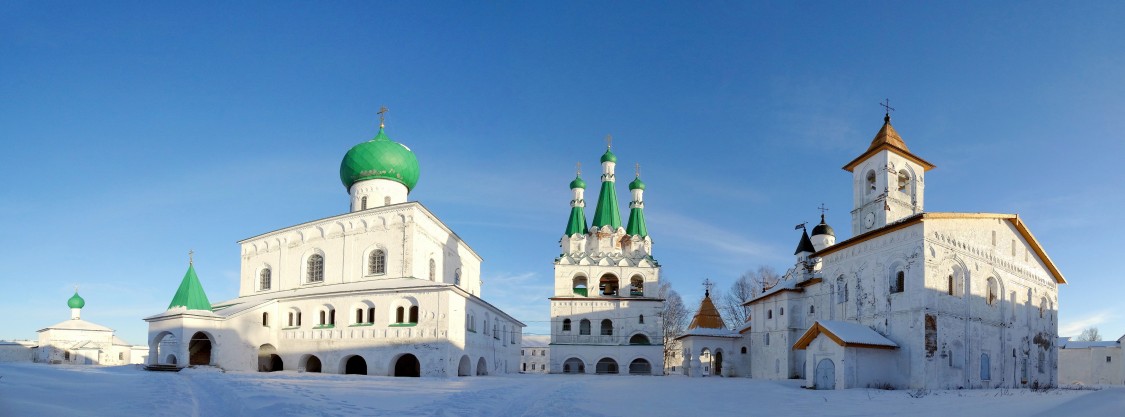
top-left (35, 301), bottom-right (147, 366)
top-left (145, 125), bottom-right (523, 377)
top-left (521, 345), bottom-right (550, 373)
top-left (549, 147), bottom-right (664, 375)
top-left (1058, 336), bottom-right (1125, 385)
top-left (744, 116), bottom-right (1065, 389)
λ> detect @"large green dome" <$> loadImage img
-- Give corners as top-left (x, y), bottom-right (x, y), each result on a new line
top-left (68, 291), bottom-right (85, 309)
top-left (339, 128), bottom-right (420, 191)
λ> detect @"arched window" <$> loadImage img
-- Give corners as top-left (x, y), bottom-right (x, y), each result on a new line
top-left (579, 319), bottom-right (591, 335)
top-left (493, 322), bottom-right (499, 339)
top-left (836, 276), bottom-right (848, 303)
top-left (429, 259), bottom-right (436, 281)
top-left (296, 311), bottom-right (302, 326)
top-left (562, 318), bottom-right (571, 332)
top-left (572, 276), bottom-right (588, 297)
top-left (897, 170), bottom-right (910, 192)
top-left (288, 312), bottom-right (294, 327)
top-left (355, 309), bottom-right (363, 324)
top-left (262, 312), bottom-right (269, 327)
top-left (981, 353), bottom-right (991, 381)
top-left (865, 170), bottom-right (876, 195)
top-left (369, 250), bottom-right (386, 275)
top-left (630, 275), bottom-right (644, 296)
top-left (809, 305), bottom-right (815, 314)
top-left (409, 306), bottom-right (419, 323)
top-left (361, 196), bottom-right (368, 210)
top-left (329, 309), bottom-right (335, 325)
top-left (260, 268), bottom-right (271, 290)
top-left (638, 314), bottom-right (644, 324)
top-left (396, 307), bottom-right (405, 323)
top-left (599, 275), bottom-right (619, 296)
top-left (629, 334), bottom-right (650, 345)
top-left (307, 254), bottom-right (324, 283)
top-left (367, 307), bottom-right (375, 324)
top-left (767, 309), bottom-right (772, 319)
top-left (780, 307), bottom-right (784, 316)
top-left (741, 346), bottom-right (747, 354)
top-left (891, 270), bottom-right (905, 293)
top-left (600, 319), bottom-right (613, 336)
top-left (986, 277), bottom-right (999, 306)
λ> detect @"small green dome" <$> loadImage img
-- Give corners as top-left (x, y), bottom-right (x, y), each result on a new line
top-left (600, 148), bottom-right (617, 163)
top-left (629, 176), bottom-right (646, 190)
top-left (339, 128), bottom-right (420, 191)
top-left (569, 175), bottom-right (586, 189)
top-left (67, 291), bottom-right (85, 309)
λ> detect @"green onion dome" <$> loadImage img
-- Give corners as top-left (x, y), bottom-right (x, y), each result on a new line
top-left (600, 148), bottom-right (617, 163)
top-left (67, 291), bottom-right (85, 309)
top-left (569, 175), bottom-right (586, 189)
top-left (339, 127), bottom-right (420, 191)
top-left (628, 176), bottom-right (646, 190)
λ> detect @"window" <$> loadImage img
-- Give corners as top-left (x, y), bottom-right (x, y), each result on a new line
top-left (493, 322), bottom-right (499, 339)
top-left (630, 276), bottom-right (644, 296)
top-left (367, 307), bottom-right (375, 324)
top-left (384, 196), bottom-right (391, 206)
top-left (765, 333), bottom-right (770, 345)
top-left (865, 170), bottom-right (876, 195)
top-left (600, 319), bottom-right (613, 336)
top-left (562, 318), bottom-right (571, 331)
top-left (396, 307), bottom-right (405, 323)
top-left (288, 312), bottom-right (294, 327)
top-left (925, 314), bottom-right (937, 358)
top-left (986, 277), bottom-right (999, 306)
top-left (836, 276), bottom-right (848, 303)
top-left (767, 309), bottom-right (772, 319)
top-left (260, 268), bottom-right (271, 290)
top-left (307, 254), bottom-right (324, 283)
top-left (119, 352), bottom-right (124, 360)
top-left (780, 308), bottom-right (784, 316)
top-left (947, 274), bottom-right (954, 296)
top-left (809, 305), bottom-right (815, 314)
top-left (572, 276), bottom-right (588, 297)
top-left (531, 350), bottom-right (535, 356)
top-left (296, 312), bottom-right (302, 326)
top-left (369, 250), bottom-right (386, 275)
top-left (1039, 298), bottom-right (1047, 318)
top-left (579, 319), bottom-right (591, 335)
top-left (891, 271), bottom-right (905, 293)
top-left (361, 196), bottom-right (367, 210)
top-left (319, 310), bottom-right (326, 325)
top-left (1107, 356), bottom-right (1112, 363)
top-left (599, 275), bottom-right (619, 296)
top-left (329, 309), bottom-right (335, 325)
top-left (523, 363), bottom-right (526, 371)
top-left (741, 346), bottom-right (747, 354)
top-left (455, 269), bottom-right (461, 285)
top-left (981, 353), bottom-right (991, 381)
top-left (638, 314), bottom-right (644, 324)
top-left (429, 259), bottom-right (436, 281)
top-left (355, 309), bottom-right (363, 324)
top-left (410, 306), bottom-right (419, 323)
top-left (262, 312), bottom-right (269, 327)
top-left (897, 170), bottom-right (909, 192)
top-left (64, 351), bottom-right (70, 360)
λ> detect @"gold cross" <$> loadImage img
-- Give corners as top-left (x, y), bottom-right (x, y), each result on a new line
top-left (189, 249), bottom-right (194, 265)
top-left (605, 134), bottom-right (612, 149)
top-left (378, 106), bottom-right (388, 129)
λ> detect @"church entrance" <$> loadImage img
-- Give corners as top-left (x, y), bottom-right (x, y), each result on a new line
top-left (458, 355), bottom-right (471, 376)
top-left (152, 332), bottom-right (178, 366)
top-left (628, 359), bottom-right (652, 375)
top-left (394, 354), bottom-right (420, 377)
top-left (563, 357), bottom-right (585, 374)
top-left (713, 350), bottom-right (724, 376)
top-left (303, 355), bottom-right (322, 373)
top-left (476, 357), bottom-right (488, 376)
top-left (258, 344), bottom-right (283, 372)
top-left (344, 355), bottom-right (367, 375)
top-left (188, 332), bottom-right (212, 366)
top-left (596, 358), bottom-right (619, 374)
top-left (815, 358), bottom-right (836, 389)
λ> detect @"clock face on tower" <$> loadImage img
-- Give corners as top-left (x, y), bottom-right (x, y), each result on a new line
top-left (864, 212), bottom-right (875, 229)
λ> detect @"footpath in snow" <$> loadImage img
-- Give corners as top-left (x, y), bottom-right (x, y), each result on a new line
top-left (0, 363), bottom-right (1115, 417)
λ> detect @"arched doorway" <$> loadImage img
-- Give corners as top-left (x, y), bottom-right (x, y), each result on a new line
top-left (166, 354), bottom-right (177, 365)
top-left (458, 355), bottom-right (471, 376)
top-left (303, 355), bottom-right (322, 373)
top-left (629, 358), bottom-right (652, 375)
top-left (153, 332), bottom-right (178, 366)
top-left (258, 344), bottom-right (283, 372)
top-left (596, 358), bottom-right (619, 374)
top-left (188, 332), bottom-right (213, 366)
top-left (815, 358), bottom-right (836, 389)
top-left (476, 357), bottom-right (488, 376)
top-left (629, 334), bottom-right (651, 345)
top-left (563, 357), bottom-right (585, 374)
top-left (394, 354), bottom-right (420, 377)
top-left (713, 350), bottom-right (724, 376)
top-left (344, 355), bottom-right (367, 375)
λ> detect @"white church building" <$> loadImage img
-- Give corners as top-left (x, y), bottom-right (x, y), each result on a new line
top-left (145, 114), bottom-right (524, 376)
top-left (35, 291), bottom-right (148, 365)
top-left (741, 112), bottom-right (1066, 390)
top-left (548, 142), bottom-right (664, 375)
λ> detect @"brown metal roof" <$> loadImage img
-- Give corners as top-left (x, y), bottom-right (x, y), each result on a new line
top-left (687, 293), bottom-right (726, 330)
top-left (842, 116), bottom-right (936, 172)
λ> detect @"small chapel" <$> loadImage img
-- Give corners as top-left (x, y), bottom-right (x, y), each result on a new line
top-left (548, 140), bottom-right (665, 375)
top-left (737, 111), bottom-right (1066, 390)
top-left (144, 111), bottom-right (523, 376)
top-left (35, 290), bottom-right (148, 365)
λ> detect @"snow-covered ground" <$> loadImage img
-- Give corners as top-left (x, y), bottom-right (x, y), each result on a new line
top-left (1, 363), bottom-right (1121, 417)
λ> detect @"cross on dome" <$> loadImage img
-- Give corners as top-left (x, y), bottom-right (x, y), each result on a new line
top-left (378, 105), bottom-right (388, 129)
top-left (880, 98), bottom-right (895, 122)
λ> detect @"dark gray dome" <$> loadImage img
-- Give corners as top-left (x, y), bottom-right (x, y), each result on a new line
top-left (811, 214), bottom-right (834, 237)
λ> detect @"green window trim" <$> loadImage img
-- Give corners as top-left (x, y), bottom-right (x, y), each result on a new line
top-left (349, 323), bottom-right (375, 327)
top-left (282, 326), bottom-right (300, 330)
top-left (573, 288), bottom-right (588, 297)
top-left (313, 324), bottom-right (336, 329)
top-left (389, 323), bottom-right (417, 327)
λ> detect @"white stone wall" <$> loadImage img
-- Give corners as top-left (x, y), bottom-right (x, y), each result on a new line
top-left (1059, 343), bottom-right (1124, 385)
top-left (0, 342), bottom-right (35, 362)
top-left (521, 346), bottom-right (550, 373)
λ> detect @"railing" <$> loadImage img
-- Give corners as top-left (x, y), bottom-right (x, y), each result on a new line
top-left (552, 334), bottom-right (618, 344)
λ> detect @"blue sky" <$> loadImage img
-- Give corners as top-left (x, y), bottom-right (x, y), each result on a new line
top-left (2, 1), bottom-right (1123, 345)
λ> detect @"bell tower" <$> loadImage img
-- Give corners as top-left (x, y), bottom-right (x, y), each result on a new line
top-left (842, 105), bottom-right (935, 235)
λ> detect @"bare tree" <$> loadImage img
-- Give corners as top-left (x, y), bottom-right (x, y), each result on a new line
top-left (1076, 327), bottom-right (1102, 342)
top-left (719, 266), bottom-right (780, 328)
top-left (658, 281), bottom-right (689, 371)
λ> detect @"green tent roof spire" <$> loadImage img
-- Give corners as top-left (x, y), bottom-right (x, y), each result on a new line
top-left (168, 262), bottom-right (213, 311)
top-left (591, 179), bottom-right (622, 230)
top-left (625, 206), bottom-right (647, 237)
top-left (565, 206), bottom-right (589, 236)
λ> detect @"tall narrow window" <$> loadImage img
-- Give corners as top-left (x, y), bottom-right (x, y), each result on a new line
top-left (639, 314), bottom-right (644, 324)
top-left (892, 271), bottom-right (905, 293)
top-left (260, 268), bottom-right (271, 290)
top-left (897, 170), bottom-right (910, 192)
top-left (369, 250), bottom-right (386, 275)
top-left (355, 309), bottom-right (363, 324)
top-left (367, 307), bottom-right (375, 324)
top-left (947, 274), bottom-right (954, 296)
top-left (262, 312), bottom-right (269, 327)
top-left (329, 309), bottom-right (335, 325)
top-left (307, 254), bottom-right (324, 283)
top-left (361, 196), bottom-right (368, 210)
top-left (866, 170), bottom-right (876, 195)
top-left (981, 353), bottom-right (991, 380)
top-left (429, 259), bottom-right (436, 281)
top-left (455, 269), bottom-right (461, 285)
top-left (409, 306), bottom-right (419, 323)
top-left (320, 311), bottom-right (326, 325)
top-left (925, 314), bottom-right (937, 358)
top-left (288, 312), bottom-right (294, 327)
top-left (562, 318), bottom-right (572, 331)
top-left (384, 196), bottom-right (391, 206)
top-left (986, 278), bottom-right (999, 306)
top-left (836, 276), bottom-right (848, 303)
top-left (296, 312), bottom-right (302, 326)
top-left (579, 319), bottom-right (591, 335)
top-left (396, 306), bottom-right (405, 323)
